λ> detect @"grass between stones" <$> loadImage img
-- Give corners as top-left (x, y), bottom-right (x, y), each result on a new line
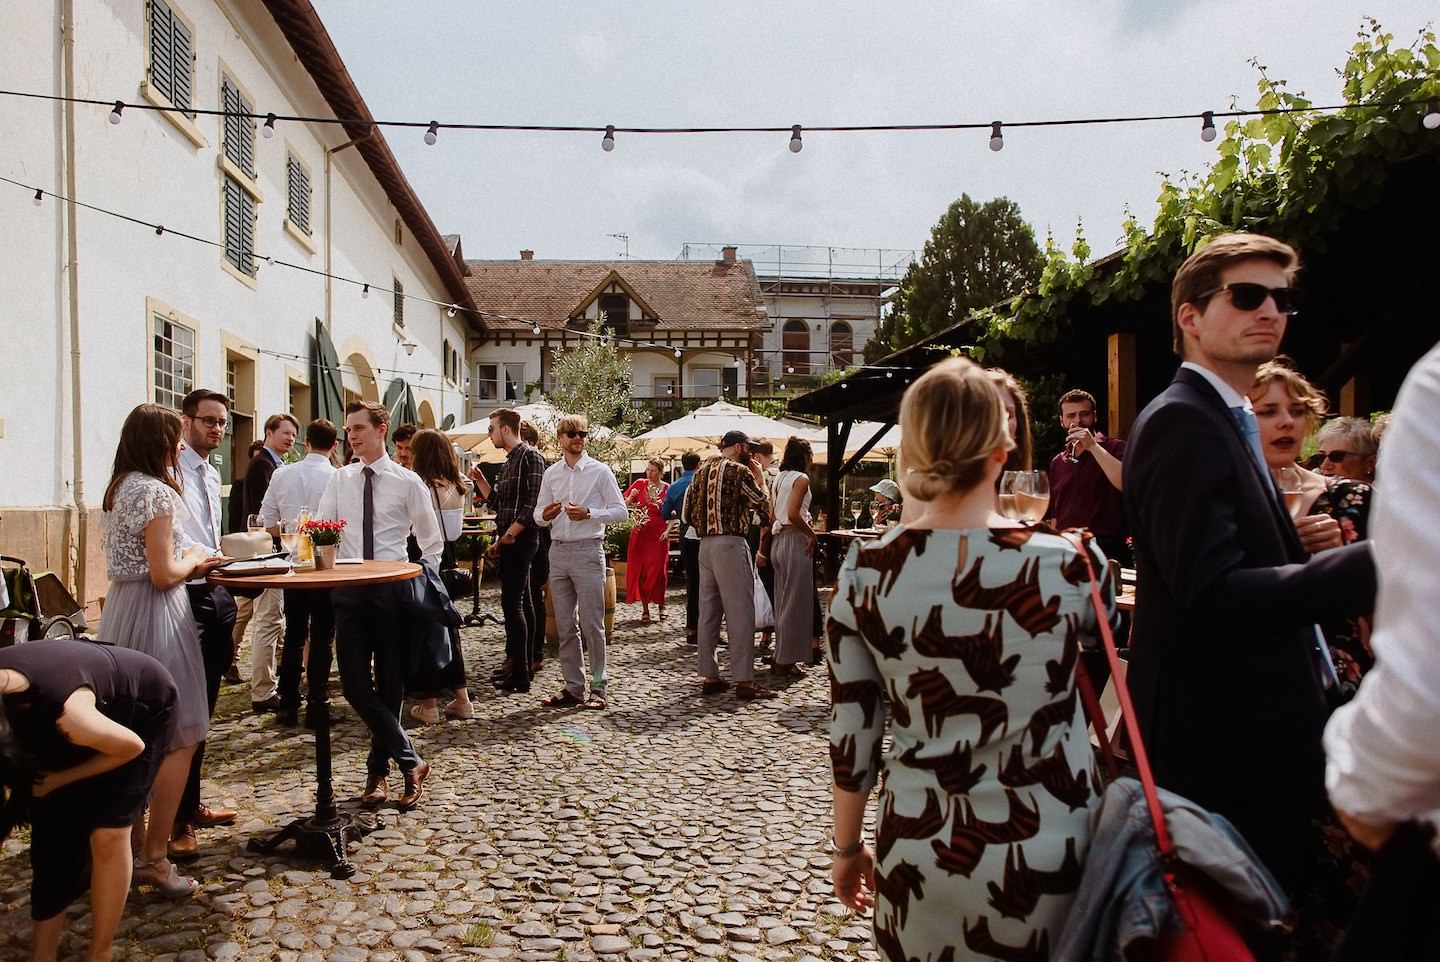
top-left (461, 922), bottom-right (495, 947)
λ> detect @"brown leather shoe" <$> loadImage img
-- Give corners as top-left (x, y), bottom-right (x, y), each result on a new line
top-left (168, 823), bottom-right (199, 861)
top-left (195, 804), bottom-right (237, 828)
top-left (360, 773), bottom-right (388, 808)
top-left (397, 761), bottom-right (430, 811)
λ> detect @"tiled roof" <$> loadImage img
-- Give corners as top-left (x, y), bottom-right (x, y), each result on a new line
top-left (464, 259), bottom-right (769, 333)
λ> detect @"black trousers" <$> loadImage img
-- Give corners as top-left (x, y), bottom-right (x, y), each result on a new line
top-left (498, 529), bottom-right (538, 689)
top-left (333, 584), bottom-right (419, 776)
top-left (180, 583), bottom-right (235, 825)
top-left (680, 536), bottom-right (700, 638)
top-left (278, 589), bottom-right (334, 712)
top-left (528, 528), bottom-right (551, 664)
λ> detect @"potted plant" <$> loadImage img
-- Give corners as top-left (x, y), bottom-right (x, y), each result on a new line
top-left (604, 510), bottom-right (640, 602)
top-left (301, 519), bottom-right (346, 570)
top-left (452, 532), bottom-right (491, 564)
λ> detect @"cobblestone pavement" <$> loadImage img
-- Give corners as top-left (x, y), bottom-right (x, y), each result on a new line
top-left (0, 584), bottom-right (880, 962)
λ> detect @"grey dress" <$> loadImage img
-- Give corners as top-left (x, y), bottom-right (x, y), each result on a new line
top-left (827, 523), bottom-right (1116, 962)
top-left (99, 472), bottom-right (208, 749)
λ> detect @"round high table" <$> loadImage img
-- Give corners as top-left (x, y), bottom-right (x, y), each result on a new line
top-left (210, 559), bottom-right (421, 878)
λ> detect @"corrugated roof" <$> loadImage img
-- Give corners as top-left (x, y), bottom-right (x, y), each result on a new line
top-left (464, 259), bottom-right (770, 333)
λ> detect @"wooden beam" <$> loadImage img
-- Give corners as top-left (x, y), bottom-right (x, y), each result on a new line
top-left (1108, 332), bottom-right (1137, 436)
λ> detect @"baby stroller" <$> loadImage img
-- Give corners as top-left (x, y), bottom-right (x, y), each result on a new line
top-left (0, 555), bottom-right (91, 646)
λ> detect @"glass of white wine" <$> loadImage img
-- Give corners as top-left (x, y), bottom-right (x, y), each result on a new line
top-left (1013, 471), bottom-right (1051, 523)
top-left (997, 471), bottom-right (1022, 520)
top-left (246, 513), bottom-right (265, 534)
top-left (849, 499), bottom-right (863, 530)
top-left (1274, 465), bottom-right (1305, 518)
top-left (278, 520), bottom-right (301, 562)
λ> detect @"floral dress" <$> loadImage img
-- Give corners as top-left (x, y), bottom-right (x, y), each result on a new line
top-left (99, 472), bottom-right (208, 749)
top-left (827, 523), bottom-right (1115, 962)
top-left (1309, 476), bottom-right (1374, 699)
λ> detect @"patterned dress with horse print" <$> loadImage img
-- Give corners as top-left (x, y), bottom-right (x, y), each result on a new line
top-left (827, 523), bottom-right (1116, 962)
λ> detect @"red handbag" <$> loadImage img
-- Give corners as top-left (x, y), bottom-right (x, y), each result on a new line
top-left (1066, 536), bottom-right (1259, 962)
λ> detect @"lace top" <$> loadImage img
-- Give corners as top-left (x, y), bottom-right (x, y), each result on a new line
top-left (103, 473), bottom-right (186, 581)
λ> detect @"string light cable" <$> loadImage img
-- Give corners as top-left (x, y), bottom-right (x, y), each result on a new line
top-left (2, 86), bottom-right (1437, 149)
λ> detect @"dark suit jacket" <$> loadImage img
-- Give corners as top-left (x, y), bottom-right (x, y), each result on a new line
top-left (1124, 367), bottom-right (1375, 832)
top-left (227, 450), bottom-right (279, 534)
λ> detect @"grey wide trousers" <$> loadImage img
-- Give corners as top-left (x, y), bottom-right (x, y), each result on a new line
top-left (771, 528), bottom-right (815, 666)
top-left (548, 538), bottom-right (608, 696)
top-left (698, 535), bottom-right (756, 684)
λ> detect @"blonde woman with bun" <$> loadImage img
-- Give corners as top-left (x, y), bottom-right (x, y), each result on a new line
top-left (826, 356), bottom-right (1115, 962)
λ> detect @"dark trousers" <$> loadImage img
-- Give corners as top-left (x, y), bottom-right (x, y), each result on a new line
top-left (278, 589), bottom-right (334, 712)
top-left (528, 529), bottom-right (551, 664)
top-left (498, 529), bottom-right (538, 688)
top-left (180, 583), bottom-right (235, 825)
top-left (333, 584), bottom-right (419, 777)
top-left (680, 536), bottom-right (700, 639)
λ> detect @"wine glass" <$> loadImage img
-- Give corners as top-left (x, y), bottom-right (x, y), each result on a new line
top-left (997, 471), bottom-right (1021, 520)
top-left (278, 520), bottom-right (301, 561)
top-left (849, 499), bottom-right (863, 530)
top-left (1274, 465), bottom-right (1305, 518)
top-left (1013, 471), bottom-right (1051, 523)
top-left (246, 513), bottom-right (265, 534)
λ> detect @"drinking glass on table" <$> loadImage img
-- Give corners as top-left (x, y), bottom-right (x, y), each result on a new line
top-left (278, 520), bottom-right (301, 561)
top-left (1013, 470), bottom-right (1051, 523)
top-left (246, 513), bottom-right (265, 534)
top-left (997, 471), bottom-right (1022, 520)
top-left (1274, 465), bottom-right (1305, 518)
top-left (849, 500), bottom-right (863, 529)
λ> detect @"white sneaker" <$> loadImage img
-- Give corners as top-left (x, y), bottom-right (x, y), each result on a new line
top-left (408, 703), bottom-right (440, 725)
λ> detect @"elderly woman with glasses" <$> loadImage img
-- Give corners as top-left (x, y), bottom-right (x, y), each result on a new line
top-left (1314, 417), bottom-right (1379, 484)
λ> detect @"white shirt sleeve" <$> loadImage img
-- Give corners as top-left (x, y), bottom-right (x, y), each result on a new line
top-left (533, 465), bottom-right (558, 527)
top-left (1325, 345), bottom-right (1440, 822)
top-left (592, 467), bottom-right (629, 525)
top-left (258, 475), bottom-right (282, 527)
top-left (316, 471), bottom-right (340, 523)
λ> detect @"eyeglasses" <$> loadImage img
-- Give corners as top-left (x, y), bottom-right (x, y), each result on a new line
top-left (562, 431), bottom-right (588, 439)
top-left (1195, 282), bottom-right (1304, 315)
top-left (191, 416), bottom-right (228, 429)
top-left (1319, 449), bottom-right (1360, 463)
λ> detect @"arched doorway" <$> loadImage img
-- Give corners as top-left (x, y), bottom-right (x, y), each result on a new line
top-left (830, 321), bottom-right (854, 369)
top-left (782, 319), bottom-right (810, 375)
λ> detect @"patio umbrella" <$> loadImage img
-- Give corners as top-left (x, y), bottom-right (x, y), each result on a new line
top-left (447, 399), bottom-right (612, 461)
top-left (634, 401), bottom-right (819, 449)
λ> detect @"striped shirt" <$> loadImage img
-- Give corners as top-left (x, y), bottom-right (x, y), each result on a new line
top-left (681, 455), bottom-right (768, 537)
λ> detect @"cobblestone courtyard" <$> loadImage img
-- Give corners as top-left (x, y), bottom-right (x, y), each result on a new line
top-left (0, 584), bottom-right (879, 962)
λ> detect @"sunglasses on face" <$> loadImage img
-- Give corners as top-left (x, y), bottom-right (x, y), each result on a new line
top-left (1196, 282), bottom-right (1304, 314)
top-left (562, 430), bottom-right (588, 439)
top-left (1319, 449), bottom-right (1361, 463)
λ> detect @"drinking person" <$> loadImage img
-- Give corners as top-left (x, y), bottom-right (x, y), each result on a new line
top-left (623, 459), bottom-right (670, 624)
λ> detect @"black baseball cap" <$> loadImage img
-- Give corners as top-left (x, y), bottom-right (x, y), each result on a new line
top-left (720, 429), bottom-right (754, 448)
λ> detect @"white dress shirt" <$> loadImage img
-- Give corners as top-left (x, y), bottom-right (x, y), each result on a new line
top-left (176, 444), bottom-right (221, 554)
top-left (1325, 344), bottom-right (1440, 828)
top-left (1179, 360), bottom-right (1252, 411)
top-left (259, 453), bottom-right (336, 526)
top-left (532, 453), bottom-right (628, 541)
top-left (316, 453), bottom-right (443, 565)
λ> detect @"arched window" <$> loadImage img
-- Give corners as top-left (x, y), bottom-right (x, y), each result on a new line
top-left (782, 320), bottom-right (810, 375)
top-left (830, 321), bottom-right (854, 369)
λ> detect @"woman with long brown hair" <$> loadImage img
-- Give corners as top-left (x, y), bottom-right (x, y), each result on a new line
top-left (623, 459), bottom-right (670, 624)
top-left (100, 404), bottom-right (227, 898)
top-left (405, 429), bottom-right (474, 723)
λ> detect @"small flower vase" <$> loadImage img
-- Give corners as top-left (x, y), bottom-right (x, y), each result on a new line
top-left (313, 544), bottom-right (337, 570)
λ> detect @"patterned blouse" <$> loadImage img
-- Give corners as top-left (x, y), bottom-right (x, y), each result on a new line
top-left (1310, 476), bottom-right (1374, 699)
top-left (681, 455), bottom-right (768, 538)
top-left (102, 473), bottom-right (187, 582)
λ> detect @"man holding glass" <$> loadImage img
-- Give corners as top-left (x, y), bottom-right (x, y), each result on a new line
top-left (1047, 389), bottom-right (1128, 564)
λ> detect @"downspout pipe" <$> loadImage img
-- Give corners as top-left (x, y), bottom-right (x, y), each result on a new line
top-left (62, 0), bottom-right (87, 606)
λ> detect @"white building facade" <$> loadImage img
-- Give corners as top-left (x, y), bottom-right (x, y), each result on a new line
top-left (0, 0), bottom-right (483, 612)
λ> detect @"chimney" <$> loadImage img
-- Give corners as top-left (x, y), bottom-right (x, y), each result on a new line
top-left (520, 249), bottom-right (534, 261)
top-left (720, 245), bottom-right (737, 263)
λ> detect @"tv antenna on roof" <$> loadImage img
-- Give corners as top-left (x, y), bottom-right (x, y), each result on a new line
top-left (607, 233), bottom-right (630, 259)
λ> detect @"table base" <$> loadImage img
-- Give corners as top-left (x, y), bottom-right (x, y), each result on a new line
top-left (247, 811), bottom-right (382, 879)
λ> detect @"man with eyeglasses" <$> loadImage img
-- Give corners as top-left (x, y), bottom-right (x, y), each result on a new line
top-left (1124, 233), bottom-right (1376, 915)
top-left (533, 415), bottom-right (628, 708)
top-left (171, 388), bottom-right (240, 860)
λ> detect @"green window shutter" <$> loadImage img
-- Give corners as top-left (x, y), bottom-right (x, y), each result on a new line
top-left (223, 177), bottom-right (243, 271)
top-left (393, 278), bottom-right (404, 328)
top-left (170, 8), bottom-right (192, 112)
top-left (148, 0), bottom-right (174, 103)
top-left (221, 79), bottom-right (255, 176)
top-left (287, 155), bottom-right (311, 234)
top-left (240, 188), bottom-right (257, 275)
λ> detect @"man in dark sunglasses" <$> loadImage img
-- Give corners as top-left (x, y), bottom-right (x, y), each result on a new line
top-left (1123, 232), bottom-right (1376, 919)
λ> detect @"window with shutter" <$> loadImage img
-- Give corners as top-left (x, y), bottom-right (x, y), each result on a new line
top-left (147, 0), bottom-right (193, 113)
top-left (286, 155), bottom-right (312, 234)
top-left (221, 77), bottom-right (256, 178)
top-left (393, 278), bottom-right (405, 328)
top-left (223, 176), bottom-right (256, 276)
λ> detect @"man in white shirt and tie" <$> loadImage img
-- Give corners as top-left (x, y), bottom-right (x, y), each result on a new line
top-left (317, 401), bottom-right (442, 811)
top-left (172, 388), bottom-right (240, 859)
top-left (258, 418), bottom-right (339, 728)
top-left (533, 415), bottom-right (628, 709)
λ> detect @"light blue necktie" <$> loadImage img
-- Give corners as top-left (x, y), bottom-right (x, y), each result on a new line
top-left (196, 461), bottom-right (217, 548)
top-left (1231, 406), bottom-right (1271, 483)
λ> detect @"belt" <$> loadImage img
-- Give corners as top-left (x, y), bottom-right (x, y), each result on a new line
top-left (551, 537), bottom-right (602, 545)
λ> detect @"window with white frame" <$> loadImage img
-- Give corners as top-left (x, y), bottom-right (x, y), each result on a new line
top-left (474, 364), bottom-right (498, 401)
top-left (285, 154), bottom-right (312, 235)
top-left (503, 363), bottom-right (525, 402)
top-left (153, 314), bottom-right (195, 410)
top-left (692, 367), bottom-right (722, 398)
top-left (146, 0), bottom-right (194, 113)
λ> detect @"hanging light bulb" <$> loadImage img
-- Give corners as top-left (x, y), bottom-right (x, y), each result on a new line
top-left (361, 283), bottom-right (370, 298)
top-left (601, 125), bottom-right (616, 152)
top-left (1425, 103), bottom-right (1440, 130)
top-left (840, 382), bottom-right (849, 390)
top-left (531, 323), bottom-right (542, 335)
top-left (731, 357), bottom-right (741, 368)
top-left (264, 255), bottom-right (275, 267)
top-left (262, 113), bottom-right (276, 138)
top-left (424, 121), bottom-right (439, 146)
top-left (988, 121), bottom-right (1004, 151)
top-left (108, 101), bottom-right (125, 125)
top-left (446, 304), bottom-right (458, 318)
top-left (673, 348), bottom-right (683, 359)
top-left (885, 370), bottom-right (893, 378)
top-left (32, 188), bottom-right (42, 206)
top-left (788, 124), bottom-right (803, 153)
top-left (1200, 111), bottom-right (1217, 142)
top-left (786, 364), bottom-right (795, 374)
top-left (155, 225), bottom-right (164, 235)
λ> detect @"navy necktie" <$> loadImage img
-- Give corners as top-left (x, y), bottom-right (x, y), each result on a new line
top-left (362, 466), bottom-right (376, 560)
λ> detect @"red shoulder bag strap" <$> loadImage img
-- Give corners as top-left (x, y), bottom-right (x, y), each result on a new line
top-left (1063, 533), bottom-right (1176, 860)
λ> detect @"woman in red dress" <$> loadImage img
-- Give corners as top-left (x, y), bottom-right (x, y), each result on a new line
top-left (624, 459), bottom-right (670, 624)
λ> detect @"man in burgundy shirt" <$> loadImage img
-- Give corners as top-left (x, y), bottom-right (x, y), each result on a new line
top-left (1048, 389), bottom-right (1129, 564)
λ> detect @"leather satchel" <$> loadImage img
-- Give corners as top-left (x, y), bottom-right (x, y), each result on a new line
top-left (1066, 535), bottom-right (1273, 962)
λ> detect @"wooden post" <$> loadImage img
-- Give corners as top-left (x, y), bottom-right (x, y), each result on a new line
top-left (1108, 333), bottom-right (1137, 436)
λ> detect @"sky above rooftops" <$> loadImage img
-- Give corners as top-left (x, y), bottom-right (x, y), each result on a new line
top-left (312, 1), bottom-right (1436, 265)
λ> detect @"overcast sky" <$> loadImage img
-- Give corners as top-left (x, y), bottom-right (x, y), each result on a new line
top-left (312, 1), bottom-right (1435, 271)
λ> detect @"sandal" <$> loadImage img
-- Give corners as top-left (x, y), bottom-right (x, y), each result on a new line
top-left (736, 683), bottom-right (779, 701)
top-left (134, 858), bottom-right (198, 899)
top-left (540, 689), bottom-right (583, 708)
top-left (584, 691), bottom-right (608, 710)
